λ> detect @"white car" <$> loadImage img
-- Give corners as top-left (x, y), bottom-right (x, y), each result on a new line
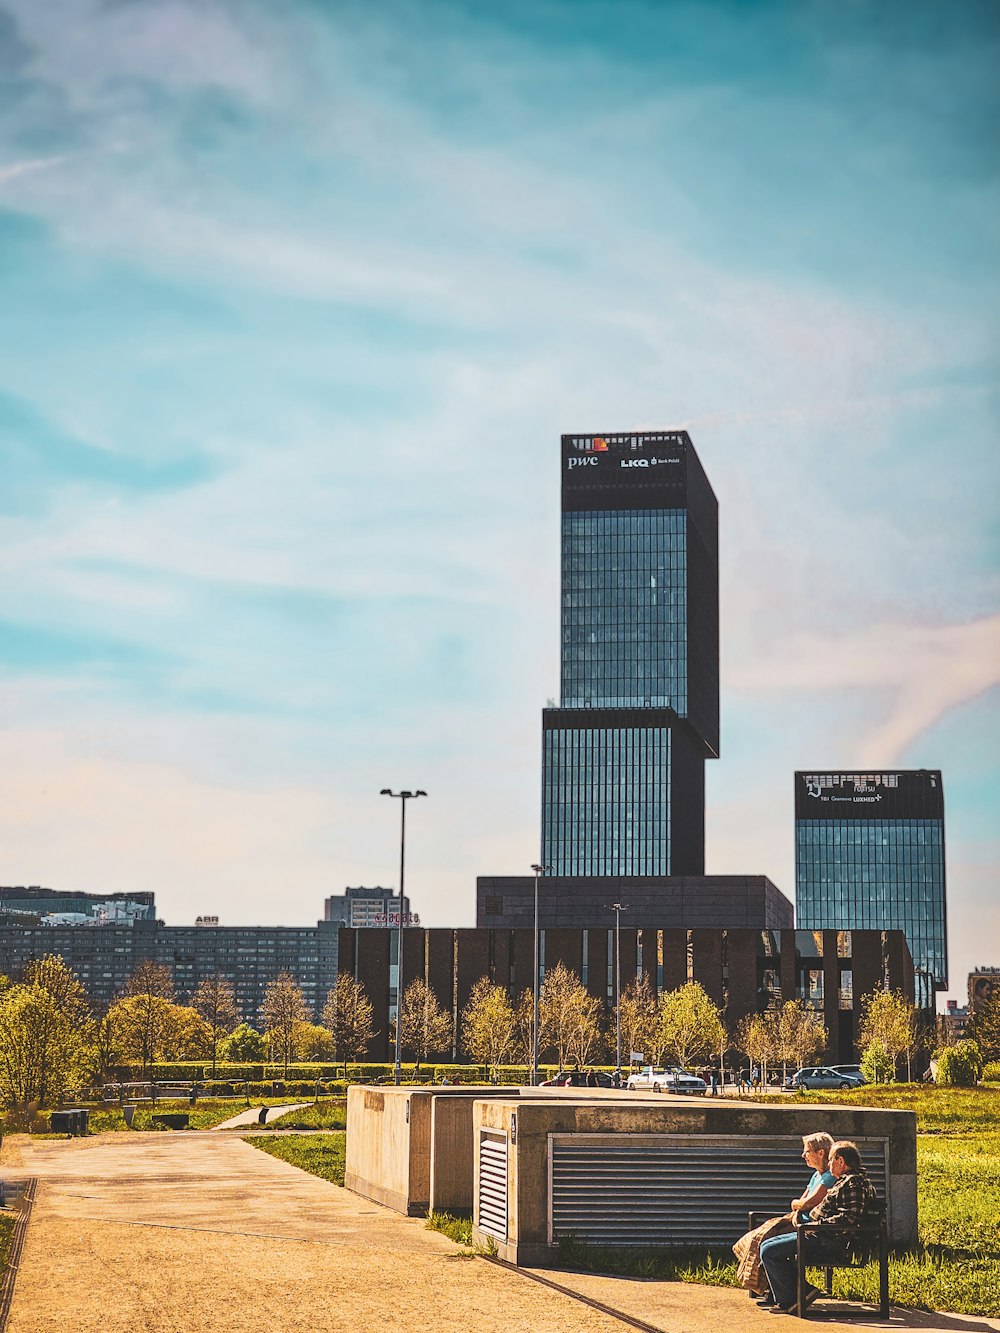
top-left (626, 1066), bottom-right (708, 1094)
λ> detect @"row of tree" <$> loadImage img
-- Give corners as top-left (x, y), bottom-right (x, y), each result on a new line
top-left (3, 949), bottom-right (997, 1107)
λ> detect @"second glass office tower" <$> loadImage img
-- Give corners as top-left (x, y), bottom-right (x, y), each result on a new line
top-left (542, 431), bottom-right (719, 876)
top-left (794, 770), bottom-right (947, 1008)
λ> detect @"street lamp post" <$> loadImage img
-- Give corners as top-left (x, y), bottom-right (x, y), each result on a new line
top-left (380, 788), bottom-right (427, 1086)
top-left (530, 862), bottom-right (553, 1087)
top-left (605, 902), bottom-right (629, 1077)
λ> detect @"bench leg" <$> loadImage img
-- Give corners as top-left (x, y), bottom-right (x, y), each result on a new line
top-left (879, 1232), bottom-right (889, 1319)
top-left (824, 1265), bottom-right (833, 1297)
top-left (797, 1234), bottom-right (809, 1320)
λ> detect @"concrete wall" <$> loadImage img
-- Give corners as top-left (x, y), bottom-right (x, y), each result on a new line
top-left (346, 1085), bottom-right (520, 1216)
top-left (471, 1097), bottom-right (917, 1267)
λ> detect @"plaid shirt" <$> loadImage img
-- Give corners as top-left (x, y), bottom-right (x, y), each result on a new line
top-left (812, 1170), bottom-right (875, 1232)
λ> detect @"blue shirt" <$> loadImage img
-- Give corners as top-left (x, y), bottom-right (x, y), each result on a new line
top-left (801, 1168), bottom-right (835, 1221)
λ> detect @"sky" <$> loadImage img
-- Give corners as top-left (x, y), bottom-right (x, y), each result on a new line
top-left (0, 0), bottom-right (997, 1006)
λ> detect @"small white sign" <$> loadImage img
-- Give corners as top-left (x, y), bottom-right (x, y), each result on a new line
top-left (630, 1051), bottom-right (644, 1063)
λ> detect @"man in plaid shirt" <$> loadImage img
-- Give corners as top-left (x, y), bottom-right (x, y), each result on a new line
top-left (759, 1140), bottom-right (877, 1314)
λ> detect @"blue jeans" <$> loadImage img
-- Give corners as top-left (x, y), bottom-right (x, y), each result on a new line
top-left (760, 1230), bottom-right (850, 1309)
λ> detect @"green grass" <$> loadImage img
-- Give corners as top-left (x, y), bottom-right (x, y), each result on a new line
top-left (246, 1131), bottom-right (346, 1185)
top-left (0, 1211), bottom-right (15, 1285)
top-left (426, 1211), bottom-right (474, 1245)
top-left (262, 1099), bottom-right (347, 1130)
top-left (758, 1083), bottom-right (1000, 1134)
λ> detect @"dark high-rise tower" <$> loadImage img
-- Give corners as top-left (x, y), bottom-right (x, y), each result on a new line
top-left (795, 769), bottom-right (947, 1009)
top-left (541, 431), bottom-right (719, 876)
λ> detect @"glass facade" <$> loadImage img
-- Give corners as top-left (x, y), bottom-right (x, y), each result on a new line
top-left (542, 723), bottom-right (671, 875)
top-left (539, 431), bottom-right (719, 879)
top-left (561, 509), bottom-right (688, 711)
top-left (796, 815), bottom-right (946, 1000)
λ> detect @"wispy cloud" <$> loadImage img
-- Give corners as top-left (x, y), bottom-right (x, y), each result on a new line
top-left (0, 154), bottom-right (65, 186)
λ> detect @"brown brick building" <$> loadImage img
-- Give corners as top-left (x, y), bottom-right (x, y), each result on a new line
top-left (340, 925), bottom-right (913, 1066)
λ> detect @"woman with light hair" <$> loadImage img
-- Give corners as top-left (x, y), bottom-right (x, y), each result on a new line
top-left (732, 1131), bottom-right (836, 1301)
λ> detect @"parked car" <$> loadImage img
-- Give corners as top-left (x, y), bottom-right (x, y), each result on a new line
top-left (626, 1065), bottom-right (670, 1091)
top-left (830, 1064), bottom-right (866, 1083)
top-left (539, 1071), bottom-right (574, 1087)
top-left (626, 1066), bottom-right (708, 1094)
top-left (786, 1066), bottom-right (864, 1091)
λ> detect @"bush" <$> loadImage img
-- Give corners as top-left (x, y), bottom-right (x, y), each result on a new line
top-left (935, 1040), bottom-right (983, 1087)
top-left (982, 1061), bottom-right (1000, 1084)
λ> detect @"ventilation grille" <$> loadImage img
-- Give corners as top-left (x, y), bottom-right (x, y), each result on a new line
top-left (478, 1132), bottom-right (508, 1241)
top-left (549, 1134), bottom-right (887, 1249)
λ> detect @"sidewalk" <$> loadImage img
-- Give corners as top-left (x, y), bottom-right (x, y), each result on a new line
top-left (211, 1101), bottom-right (311, 1129)
top-left (2, 1132), bottom-right (997, 1333)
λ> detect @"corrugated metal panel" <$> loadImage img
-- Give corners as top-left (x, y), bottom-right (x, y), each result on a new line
top-left (549, 1134), bottom-right (887, 1249)
top-left (478, 1132), bottom-right (508, 1241)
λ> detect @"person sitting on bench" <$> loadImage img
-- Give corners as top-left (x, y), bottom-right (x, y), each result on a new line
top-left (759, 1139), bottom-right (876, 1316)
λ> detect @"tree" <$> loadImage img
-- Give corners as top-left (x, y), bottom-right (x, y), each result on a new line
top-left (656, 982), bottom-right (725, 1070)
top-left (860, 1038), bottom-right (895, 1085)
top-left (120, 962), bottom-right (176, 1075)
top-left (395, 978), bottom-right (452, 1072)
top-left (966, 989), bottom-right (1000, 1063)
top-left (859, 989), bottom-right (916, 1083)
top-left (219, 1022), bottom-right (265, 1062)
top-left (617, 976), bottom-right (658, 1068)
top-left (190, 975), bottom-right (240, 1076)
top-left (776, 1000), bottom-right (827, 1078)
top-left (295, 1022), bottom-right (334, 1062)
top-left (160, 1005), bottom-right (212, 1060)
top-left (0, 981), bottom-right (90, 1108)
top-left (19, 955), bottom-right (92, 1103)
top-left (261, 972), bottom-right (310, 1075)
top-left (539, 963), bottom-right (602, 1070)
top-left (322, 975), bottom-right (376, 1078)
top-left (737, 1012), bottom-right (777, 1083)
top-left (461, 978), bottom-right (518, 1079)
top-left (108, 996), bottom-right (196, 1069)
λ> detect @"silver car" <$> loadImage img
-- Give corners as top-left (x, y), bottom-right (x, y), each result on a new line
top-left (787, 1065), bottom-right (864, 1090)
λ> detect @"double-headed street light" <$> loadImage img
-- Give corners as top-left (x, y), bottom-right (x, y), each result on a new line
top-left (530, 862), bottom-right (553, 1087)
top-left (605, 902), bottom-right (630, 1078)
top-left (380, 788), bottom-right (427, 1086)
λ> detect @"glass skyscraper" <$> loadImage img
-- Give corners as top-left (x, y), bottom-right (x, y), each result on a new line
top-left (541, 431), bottom-right (718, 876)
top-left (794, 770), bottom-right (947, 1008)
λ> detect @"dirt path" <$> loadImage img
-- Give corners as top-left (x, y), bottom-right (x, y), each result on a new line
top-left (3, 1133), bottom-right (996, 1333)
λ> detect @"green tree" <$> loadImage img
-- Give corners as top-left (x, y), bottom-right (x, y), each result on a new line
top-left (190, 974), bottom-right (240, 1076)
top-left (461, 978), bottom-right (518, 1079)
top-left (109, 995), bottom-right (193, 1069)
top-left (323, 975), bottom-right (376, 1078)
top-left (0, 980), bottom-right (90, 1107)
top-left (20, 955), bottom-right (92, 1102)
top-left (966, 989), bottom-right (1000, 1063)
top-left (219, 1022), bottom-right (265, 1062)
top-left (261, 972), bottom-right (310, 1075)
top-left (656, 982), bottom-right (725, 1070)
top-left (394, 978), bottom-right (453, 1072)
top-left (859, 989), bottom-right (916, 1082)
top-left (860, 1038), bottom-right (895, 1084)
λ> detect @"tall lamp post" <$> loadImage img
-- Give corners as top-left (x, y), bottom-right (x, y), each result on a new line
top-left (530, 862), bottom-right (553, 1086)
top-left (605, 902), bottom-right (629, 1077)
top-left (380, 788), bottom-right (427, 1086)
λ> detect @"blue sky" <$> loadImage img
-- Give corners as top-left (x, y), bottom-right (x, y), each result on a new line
top-left (1, 0), bottom-right (997, 1004)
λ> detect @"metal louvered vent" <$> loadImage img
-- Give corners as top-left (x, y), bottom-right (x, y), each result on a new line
top-left (478, 1131), bottom-right (508, 1241)
top-left (549, 1134), bottom-right (887, 1249)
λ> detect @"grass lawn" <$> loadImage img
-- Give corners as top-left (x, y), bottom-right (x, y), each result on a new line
top-left (264, 1099), bottom-right (347, 1130)
top-left (246, 1131), bottom-right (346, 1185)
top-left (556, 1086), bottom-right (999, 1317)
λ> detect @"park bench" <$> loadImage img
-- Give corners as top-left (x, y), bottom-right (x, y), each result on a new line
top-left (748, 1200), bottom-right (890, 1321)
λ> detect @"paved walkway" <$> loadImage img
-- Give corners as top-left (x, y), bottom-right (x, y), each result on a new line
top-left (211, 1102), bottom-right (311, 1129)
top-left (2, 1133), bottom-right (997, 1333)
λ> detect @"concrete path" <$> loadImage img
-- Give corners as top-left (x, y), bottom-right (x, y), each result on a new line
top-left (211, 1101), bottom-right (311, 1129)
top-left (2, 1133), bottom-right (997, 1333)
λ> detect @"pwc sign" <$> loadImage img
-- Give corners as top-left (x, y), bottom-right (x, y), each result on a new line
top-left (567, 436), bottom-right (609, 469)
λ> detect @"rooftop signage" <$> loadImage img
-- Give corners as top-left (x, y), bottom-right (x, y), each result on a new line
top-left (794, 770), bottom-right (943, 821)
